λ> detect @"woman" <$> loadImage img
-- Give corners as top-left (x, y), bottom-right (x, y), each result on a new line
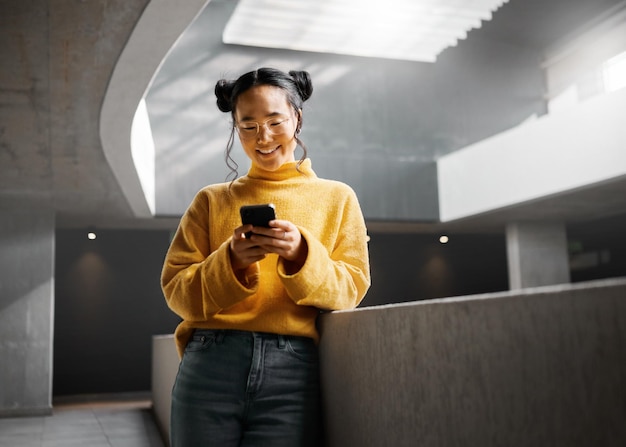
top-left (161, 67), bottom-right (371, 446)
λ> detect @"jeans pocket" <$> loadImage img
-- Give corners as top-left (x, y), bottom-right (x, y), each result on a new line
top-left (285, 338), bottom-right (318, 363)
top-left (184, 332), bottom-right (216, 353)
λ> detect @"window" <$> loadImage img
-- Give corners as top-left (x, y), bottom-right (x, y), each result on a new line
top-left (602, 51), bottom-right (626, 93)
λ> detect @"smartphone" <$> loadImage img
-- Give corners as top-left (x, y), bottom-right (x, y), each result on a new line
top-left (240, 204), bottom-right (276, 238)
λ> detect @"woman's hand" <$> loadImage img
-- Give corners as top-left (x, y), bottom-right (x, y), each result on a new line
top-left (229, 220), bottom-right (308, 274)
top-left (229, 224), bottom-right (268, 272)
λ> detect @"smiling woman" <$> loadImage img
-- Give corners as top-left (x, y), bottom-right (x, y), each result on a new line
top-left (160, 67), bottom-right (371, 446)
top-left (215, 68), bottom-right (311, 179)
top-left (232, 84), bottom-right (301, 171)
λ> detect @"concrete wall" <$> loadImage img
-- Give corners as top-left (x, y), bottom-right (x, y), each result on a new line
top-left (152, 335), bottom-right (179, 446)
top-left (318, 277), bottom-right (626, 447)
top-left (0, 209), bottom-right (55, 417)
top-left (0, 0), bottom-right (150, 225)
top-left (506, 222), bottom-right (570, 289)
top-left (152, 278), bottom-right (626, 446)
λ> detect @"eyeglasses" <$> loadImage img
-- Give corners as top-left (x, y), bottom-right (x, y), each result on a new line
top-left (235, 116), bottom-right (291, 140)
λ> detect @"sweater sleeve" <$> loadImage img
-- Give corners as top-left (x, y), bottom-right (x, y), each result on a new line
top-left (277, 188), bottom-right (371, 311)
top-left (160, 194), bottom-right (259, 321)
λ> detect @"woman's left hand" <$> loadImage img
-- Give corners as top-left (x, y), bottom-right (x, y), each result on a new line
top-left (247, 220), bottom-right (308, 271)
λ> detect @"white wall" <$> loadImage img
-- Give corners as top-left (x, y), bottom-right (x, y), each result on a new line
top-left (100, 0), bottom-right (209, 218)
top-left (544, 8), bottom-right (626, 108)
top-left (131, 100), bottom-right (156, 214)
top-left (437, 87), bottom-right (626, 222)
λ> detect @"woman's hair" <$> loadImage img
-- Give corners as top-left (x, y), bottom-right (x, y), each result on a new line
top-left (214, 67), bottom-right (313, 181)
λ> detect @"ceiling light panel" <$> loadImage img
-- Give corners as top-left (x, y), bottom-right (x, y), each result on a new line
top-left (223, 0), bottom-right (510, 62)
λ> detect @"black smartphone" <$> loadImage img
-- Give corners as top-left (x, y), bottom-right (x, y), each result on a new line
top-left (240, 204), bottom-right (276, 238)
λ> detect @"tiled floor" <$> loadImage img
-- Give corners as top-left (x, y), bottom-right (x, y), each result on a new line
top-left (0, 397), bottom-right (166, 447)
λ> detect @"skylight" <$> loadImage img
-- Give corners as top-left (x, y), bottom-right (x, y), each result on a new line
top-left (223, 0), bottom-right (510, 63)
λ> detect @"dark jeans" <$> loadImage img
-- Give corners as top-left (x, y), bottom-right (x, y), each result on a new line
top-left (171, 329), bottom-right (322, 447)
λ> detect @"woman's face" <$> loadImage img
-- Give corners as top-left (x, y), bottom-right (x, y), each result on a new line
top-left (234, 85), bottom-right (301, 171)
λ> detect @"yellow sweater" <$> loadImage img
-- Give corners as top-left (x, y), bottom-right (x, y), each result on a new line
top-left (161, 159), bottom-right (371, 357)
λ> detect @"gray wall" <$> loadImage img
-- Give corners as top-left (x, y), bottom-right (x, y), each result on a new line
top-left (49, 218), bottom-right (626, 399)
top-left (53, 229), bottom-right (180, 396)
top-left (49, 229), bottom-right (511, 397)
top-left (318, 277), bottom-right (626, 447)
top-left (0, 0), bottom-right (148, 415)
top-left (146, 0), bottom-right (545, 221)
top-left (0, 209), bottom-right (55, 417)
top-left (363, 232), bottom-right (509, 306)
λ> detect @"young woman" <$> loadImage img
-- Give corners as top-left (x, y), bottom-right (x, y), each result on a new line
top-left (161, 67), bottom-right (371, 446)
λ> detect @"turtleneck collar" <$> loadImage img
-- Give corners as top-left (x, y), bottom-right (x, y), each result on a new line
top-left (246, 158), bottom-right (316, 181)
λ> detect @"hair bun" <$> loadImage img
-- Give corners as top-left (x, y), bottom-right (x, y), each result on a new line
top-left (214, 79), bottom-right (236, 112)
top-left (289, 70), bottom-right (313, 102)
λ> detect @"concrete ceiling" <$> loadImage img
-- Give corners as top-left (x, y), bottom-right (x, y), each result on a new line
top-left (1, 0), bottom-right (624, 233)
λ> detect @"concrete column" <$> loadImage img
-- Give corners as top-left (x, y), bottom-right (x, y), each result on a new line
top-left (506, 222), bottom-right (570, 289)
top-left (0, 208), bottom-right (55, 416)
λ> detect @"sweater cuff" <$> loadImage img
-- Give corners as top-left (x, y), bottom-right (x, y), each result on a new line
top-left (203, 239), bottom-right (259, 310)
top-left (277, 227), bottom-right (327, 301)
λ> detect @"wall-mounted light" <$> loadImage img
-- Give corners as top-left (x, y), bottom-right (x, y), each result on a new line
top-left (87, 229), bottom-right (97, 240)
top-left (439, 235), bottom-right (449, 244)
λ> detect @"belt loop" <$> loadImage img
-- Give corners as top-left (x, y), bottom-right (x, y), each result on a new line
top-left (216, 331), bottom-right (225, 344)
top-left (277, 334), bottom-right (286, 349)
